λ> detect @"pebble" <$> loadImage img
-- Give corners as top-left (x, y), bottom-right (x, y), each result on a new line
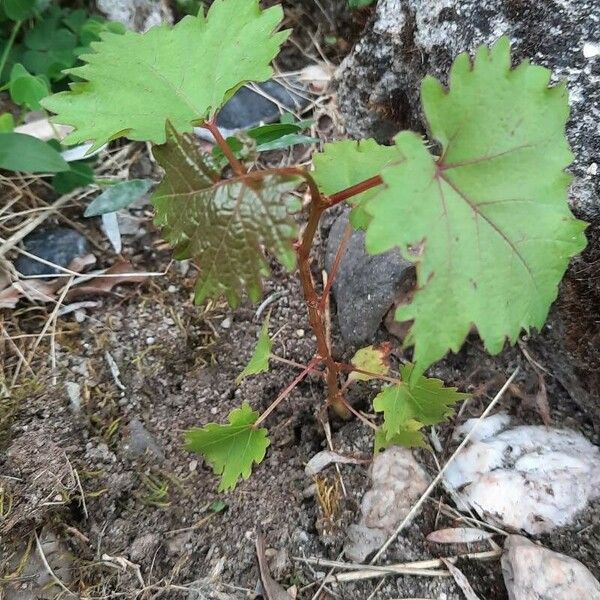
top-left (14, 227), bottom-right (90, 277)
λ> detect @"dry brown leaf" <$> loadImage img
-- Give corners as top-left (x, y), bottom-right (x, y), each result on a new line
top-left (256, 532), bottom-right (291, 600)
top-left (427, 528), bottom-right (494, 545)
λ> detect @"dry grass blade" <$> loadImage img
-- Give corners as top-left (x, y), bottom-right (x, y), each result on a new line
top-left (256, 532), bottom-right (290, 600)
top-left (440, 558), bottom-right (481, 600)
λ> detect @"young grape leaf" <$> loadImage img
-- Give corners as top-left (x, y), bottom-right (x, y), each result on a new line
top-left (236, 313), bottom-right (272, 384)
top-left (312, 139), bottom-right (398, 228)
top-left (185, 403), bottom-right (269, 492)
top-left (348, 343), bottom-right (391, 382)
top-left (374, 419), bottom-right (428, 452)
top-left (152, 123), bottom-right (301, 307)
top-left (42, 0), bottom-right (289, 150)
top-left (373, 364), bottom-right (467, 440)
top-left (358, 37), bottom-right (587, 380)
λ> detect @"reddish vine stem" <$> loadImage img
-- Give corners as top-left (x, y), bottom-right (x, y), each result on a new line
top-left (327, 175), bottom-right (383, 206)
top-left (318, 221), bottom-right (352, 312)
top-left (229, 160), bottom-right (385, 420)
top-left (296, 190), bottom-right (349, 418)
top-left (202, 120), bottom-right (247, 177)
top-left (254, 356), bottom-right (321, 428)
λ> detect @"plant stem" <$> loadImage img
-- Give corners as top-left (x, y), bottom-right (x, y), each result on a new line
top-left (297, 194), bottom-right (349, 418)
top-left (270, 354), bottom-right (325, 377)
top-left (202, 120), bottom-right (247, 177)
top-left (0, 20), bottom-right (22, 82)
top-left (327, 175), bottom-right (383, 206)
top-left (318, 221), bottom-right (352, 312)
top-left (254, 357), bottom-right (321, 428)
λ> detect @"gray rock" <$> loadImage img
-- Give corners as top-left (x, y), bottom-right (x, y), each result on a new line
top-left (336, 0), bottom-right (599, 219)
top-left (97, 0), bottom-right (172, 32)
top-left (124, 418), bottom-right (165, 462)
top-left (217, 80), bottom-right (308, 132)
top-left (130, 533), bottom-right (161, 563)
top-left (15, 227), bottom-right (89, 277)
top-left (325, 210), bottom-right (414, 346)
top-left (502, 535), bottom-right (600, 600)
top-left (344, 448), bottom-right (430, 562)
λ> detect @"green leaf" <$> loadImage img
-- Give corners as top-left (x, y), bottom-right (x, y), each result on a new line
top-left (0, 112), bottom-right (15, 132)
top-left (9, 63), bottom-right (49, 109)
top-left (373, 364), bottom-right (467, 440)
top-left (85, 179), bottom-right (153, 217)
top-left (236, 314), bottom-right (272, 384)
top-left (374, 420), bottom-right (428, 452)
top-left (23, 17), bottom-right (77, 80)
top-left (355, 37), bottom-right (587, 379)
top-left (0, 133), bottom-right (68, 172)
top-left (3, 0), bottom-right (35, 21)
top-left (42, 0), bottom-right (290, 150)
top-left (348, 0), bottom-right (375, 8)
top-left (185, 403), bottom-right (270, 492)
top-left (349, 343), bottom-right (390, 382)
top-left (312, 139), bottom-right (397, 228)
top-left (257, 133), bottom-right (318, 152)
top-left (52, 161), bottom-right (94, 194)
top-left (152, 123), bottom-right (301, 307)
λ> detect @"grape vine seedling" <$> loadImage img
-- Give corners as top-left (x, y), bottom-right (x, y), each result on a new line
top-left (42, 0), bottom-right (587, 491)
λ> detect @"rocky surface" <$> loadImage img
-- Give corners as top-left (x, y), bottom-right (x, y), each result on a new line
top-left (325, 210), bottom-right (414, 346)
top-left (97, 0), bottom-right (172, 31)
top-left (345, 447), bottom-right (430, 561)
top-left (502, 535), bottom-right (600, 599)
top-left (335, 0), bottom-right (599, 219)
top-left (445, 415), bottom-right (600, 534)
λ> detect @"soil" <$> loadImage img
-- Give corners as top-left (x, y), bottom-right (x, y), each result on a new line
top-left (1, 2), bottom-right (599, 600)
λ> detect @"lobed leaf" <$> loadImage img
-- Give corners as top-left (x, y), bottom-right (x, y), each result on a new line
top-left (316, 38), bottom-right (587, 380)
top-left (312, 139), bottom-right (399, 228)
top-left (373, 364), bottom-right (467, 441)
top-left (152, 123), bottom-right (301, 307)
top-left (374, 419), bottom-right (429, 452)
top-left (236, 313), bottom-right (272, 384)
top-left (42, 0), bottom-right (289, 150)
top-left (185, 403), bottom-right (269, 491)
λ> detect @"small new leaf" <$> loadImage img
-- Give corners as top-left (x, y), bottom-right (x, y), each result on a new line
top-left (373, 364), bottom-right (467, 440)
top-left (152, 124), bottom-right (301, 307)
top-left (185, 403), bottom-right (270, 492)
top-left (236, 314), bottom-right (272, 384)
top-left (42, 0), bottom-right (289, 149)
top-left (349, 343), bottom-right (391, 382)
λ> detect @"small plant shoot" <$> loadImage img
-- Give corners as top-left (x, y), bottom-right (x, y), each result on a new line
top-left (43, 0), bottom-right (586, 491)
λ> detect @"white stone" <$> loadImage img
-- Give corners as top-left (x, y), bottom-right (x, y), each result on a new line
top-left (345, 448), bottom-right (429, 561)
top-left (502, 535), bottom-right (600, 600)
top-left (445, 417), bottom-right (600, 534)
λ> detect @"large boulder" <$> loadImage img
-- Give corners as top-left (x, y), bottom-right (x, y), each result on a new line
top-left (336, 0), bottom-right (599, 219)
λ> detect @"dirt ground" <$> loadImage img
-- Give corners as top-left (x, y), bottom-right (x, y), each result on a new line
top-left (1, 2), bottom-right (599, 599)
